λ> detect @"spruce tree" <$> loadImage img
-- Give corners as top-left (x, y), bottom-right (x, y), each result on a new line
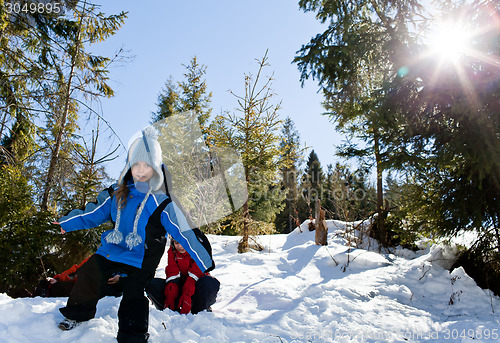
top-left (152, 57), bottom-right (212, 132)
top-left (152, 77), bottom-right (180, 122)
top-left (151, 58), bottom-right (215, 233)
top-left (210, 51), bottom-right (285, 252)
top-left (275, 117), bottom-right (302, 233)
top-left (0, 0), bottom-right (61, 163)
top-left (323, 163), bottom-right (376, 222)
top-left (0, 0), bottom-right (126, 295)
top-left (178, 56), bottom-right (212, 133)
top-left (294, 0), bottom-right (425, 246)
top-left (55, 121), bottom-right (116, 269)
top-left (301, 150), bottom-right (324, 215)
top-left (377, 1), bottom-right (500, 255)
top-left (38, 2), bottom-right (126, 211)
top-left (0, 164), bottom-right (32, 227)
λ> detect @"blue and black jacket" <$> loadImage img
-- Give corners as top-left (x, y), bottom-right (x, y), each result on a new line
top-left (58, 183), bottom-right (214, 274)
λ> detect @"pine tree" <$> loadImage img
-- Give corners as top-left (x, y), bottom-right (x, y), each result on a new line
top-left (178, 56), bottom-right (212, 132)
top-left (56, 120), bottom-right (116, 268)
top-left (0, 0), bottom-right (59, 163)
top-left (152, 57), bottom-right (212, 133)
top-left (152, 77), bottom-right (180, 122)
top-left (0, 164), bottom-right (32, 227)
top-left (0, 0), bottom-right (126, 296)
top-left (373, 1), bottom-right (500, 254)
top-left (39, 2), bottom-right (126, 211)
top-left (275, 117), bottom-right (302, 233)
top-left (63, 120), bottom-right (115, 209)
top-left (1, 1), bottom-right (126, 211)
top-left (151, 58), bottom-right (215, 231)
top-left (323, 163), bottom-right (376, 222)
top-left (210, 51), bottom-right (285, 252)
top-left (294, 0), bottom-right (423, 246)
top-left (301, 150), bottom-right (324, 215)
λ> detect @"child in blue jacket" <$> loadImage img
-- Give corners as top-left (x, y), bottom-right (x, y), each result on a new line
top-left (55, 128), bottom-right (214, 343)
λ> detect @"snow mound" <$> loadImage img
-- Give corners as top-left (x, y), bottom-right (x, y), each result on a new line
top-left (1, 221), bottom-right (499, 342)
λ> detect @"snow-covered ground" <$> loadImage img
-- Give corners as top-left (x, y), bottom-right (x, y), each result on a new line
top-left (1, 220), bottom-right (499, 342)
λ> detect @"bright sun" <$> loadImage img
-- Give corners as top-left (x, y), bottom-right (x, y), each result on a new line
top-left (429, 21), bottom-right (470, 62)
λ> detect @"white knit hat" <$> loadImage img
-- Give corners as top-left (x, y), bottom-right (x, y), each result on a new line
top-left (106, 126), bottom-right (163, 249)
top-left (118, 126), bottom-right (163, 191)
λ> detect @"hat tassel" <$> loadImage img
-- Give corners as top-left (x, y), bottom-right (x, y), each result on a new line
top-left (105, 227), bottom-right (124, 245)
top-left (125, 188), bottom-right (151, 250)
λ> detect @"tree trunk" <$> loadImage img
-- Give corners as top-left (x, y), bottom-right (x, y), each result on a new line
top-left (373, 129), bottom-right (387, 247)
top-left (40, 18), bottom-right (82, 211)
top-left (495, 213), bottom-right (500, 254)
top-left (40, 73), bottom-right (76, 211)
top-left (315, 198), bottom-right (328, 245)
top-left (238, 200), bottom-right (250, 253)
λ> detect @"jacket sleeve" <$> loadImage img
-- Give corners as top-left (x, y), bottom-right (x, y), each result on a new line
top-left (187, 257), bottom-right (205, 282)
top-left (53, 269), bottom-right (74, 282)
top-left (165, 248), bottom-right (181, 283)
top-left (58, 187), bottom-right (114, 232)
top-left (159, 199), bottom-right (214, 273)
top-left (53, 256), bottom-right (91, 282)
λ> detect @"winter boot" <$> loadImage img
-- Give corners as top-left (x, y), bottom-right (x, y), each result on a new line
top-left (58, 318), bottom-right (81, 331)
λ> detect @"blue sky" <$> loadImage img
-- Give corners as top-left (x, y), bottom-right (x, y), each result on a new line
top-left (89, 0), bottom-right (345, 178)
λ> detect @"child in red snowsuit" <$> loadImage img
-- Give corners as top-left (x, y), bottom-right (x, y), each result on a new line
top-left (34, 256), bottom-right (124, 298)
top-left (146, 239), bottom-right (219, 314)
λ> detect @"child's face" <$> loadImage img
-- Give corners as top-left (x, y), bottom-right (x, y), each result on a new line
top-left (173, 240), bottom-right (186, 253)
top-left (131, 161), bottom-right (154, 183)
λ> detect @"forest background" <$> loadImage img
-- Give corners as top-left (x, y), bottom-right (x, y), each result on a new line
top-left (0, 0), bottom-right (499, 299)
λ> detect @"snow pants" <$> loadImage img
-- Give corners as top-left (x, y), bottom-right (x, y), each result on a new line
top-left (145, 275), bottom-right (220, 313)
top-left (59, 254), bottom-right (152, 343)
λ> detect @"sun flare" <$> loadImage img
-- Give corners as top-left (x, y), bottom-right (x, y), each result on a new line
top-left (429, 21), bottom-right (470, 62)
